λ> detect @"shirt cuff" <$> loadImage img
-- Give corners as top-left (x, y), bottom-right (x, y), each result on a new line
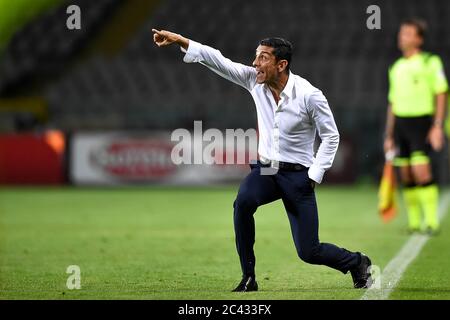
top-left (308, 165), bottom-right (325, 184)
top-left (180, 40), bottom-right (203, 63)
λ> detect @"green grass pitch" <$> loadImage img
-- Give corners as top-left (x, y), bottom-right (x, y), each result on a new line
top-left (1, 185), bottom-right (449, 299)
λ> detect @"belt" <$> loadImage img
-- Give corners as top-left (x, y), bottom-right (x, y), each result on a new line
top-left (259, 160), bottom-right (308, 171)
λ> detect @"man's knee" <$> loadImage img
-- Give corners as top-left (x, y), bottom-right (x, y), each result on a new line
top-left (399, 165), bottom-right (414, 185)
top-left (411, 163), bottom-right (433, 185)
top-left (415, 176), bottom-right (433, 185)
top-left (233, 191), bottom-right (258, 213)
top-left (297, 246), bottom-right (321, 264)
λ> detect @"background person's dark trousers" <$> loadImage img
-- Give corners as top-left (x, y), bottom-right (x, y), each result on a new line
top-left (233, 162), bottom-right (360, 278)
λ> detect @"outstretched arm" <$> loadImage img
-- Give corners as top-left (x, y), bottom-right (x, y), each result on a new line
top-left (152, 28), bottom-right (256, 91)
top-left (152, 29), bottom-right (189, 50)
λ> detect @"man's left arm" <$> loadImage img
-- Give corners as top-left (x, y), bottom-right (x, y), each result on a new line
top-left (428, 93), bottom-right (447, 151)
top-left (306, 90), bottom-right (340, 184)
top-left (428, 56), bottom-right (449, 151)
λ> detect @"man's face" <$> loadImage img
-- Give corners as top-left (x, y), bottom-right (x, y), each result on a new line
top-left (398, 24), bottom-right (423, 52)
top-left (252, 45), bottom-right (281, 84)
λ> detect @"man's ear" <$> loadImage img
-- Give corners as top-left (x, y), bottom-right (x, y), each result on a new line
top-left (278, 60), bottom-right (288, 73)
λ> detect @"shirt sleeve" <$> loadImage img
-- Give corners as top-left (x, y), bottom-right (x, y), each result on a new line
top-left (429, 55), bottom-right (449, 94)
top-left (306, 90), bottom-right (340, 184)
top-left (181, 40), bottom-right (257, 91)
top-left (388, 66), bottom-right (394, 103)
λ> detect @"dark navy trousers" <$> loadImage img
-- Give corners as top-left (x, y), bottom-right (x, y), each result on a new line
top-left (233, 162), bottom-right (360, 278)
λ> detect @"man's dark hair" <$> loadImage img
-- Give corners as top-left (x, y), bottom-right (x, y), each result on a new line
top-left (259, 37), bottom-right (293, 73)
top-left (402, 17), bottom-right (427, 39)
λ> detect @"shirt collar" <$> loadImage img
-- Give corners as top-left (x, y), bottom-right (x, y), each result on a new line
top-left (263, 71), bottom-right (295, 99)
top-left (281, 71), bottom-right (295, 98)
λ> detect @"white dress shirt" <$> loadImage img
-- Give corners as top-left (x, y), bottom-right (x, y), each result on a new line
top-left (181, 40), bottom-right (339, 184)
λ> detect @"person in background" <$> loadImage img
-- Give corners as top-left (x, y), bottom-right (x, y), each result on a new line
top-left (384, 18), bottom-right (449, 235)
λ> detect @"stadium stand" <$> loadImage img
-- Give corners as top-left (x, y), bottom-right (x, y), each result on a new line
top-left (0, 0), bottom-right (122, 96)
top-left (29, 0), bottom-right (449, 131)
top-left (1, 0), bottom-right (449, 180)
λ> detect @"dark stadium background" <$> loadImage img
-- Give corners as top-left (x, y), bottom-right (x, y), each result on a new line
top-left (0, 0), bottom-right (449, 186)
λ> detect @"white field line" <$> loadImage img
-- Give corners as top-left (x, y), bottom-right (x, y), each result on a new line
top-left (361, 191), bottom-right (450, 300)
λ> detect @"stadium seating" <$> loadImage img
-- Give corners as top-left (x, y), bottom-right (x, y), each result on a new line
top-left (0, 0), bottom-right (121, 97)
top-left (14, 0), bottom-right (442, 132)
top-left (1, 0), bottom-right (449, 135)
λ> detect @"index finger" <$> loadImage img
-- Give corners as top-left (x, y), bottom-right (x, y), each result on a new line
top-left (151, 28), bottom-right (162, 35)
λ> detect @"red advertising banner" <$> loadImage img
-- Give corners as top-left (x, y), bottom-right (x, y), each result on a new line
top-left (70, 132), bottom-right (250, 185)
top-left (0, 131), bottom-right (65, 184)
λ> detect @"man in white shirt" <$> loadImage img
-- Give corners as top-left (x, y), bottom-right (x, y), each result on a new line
top-left (152, 28), bottom-right (373, 291)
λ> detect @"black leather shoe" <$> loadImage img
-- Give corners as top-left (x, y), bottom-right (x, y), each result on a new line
top-left (350, 253), bottom-right (373, 289)
top-left (232, 276), bottom-right (258, 292)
